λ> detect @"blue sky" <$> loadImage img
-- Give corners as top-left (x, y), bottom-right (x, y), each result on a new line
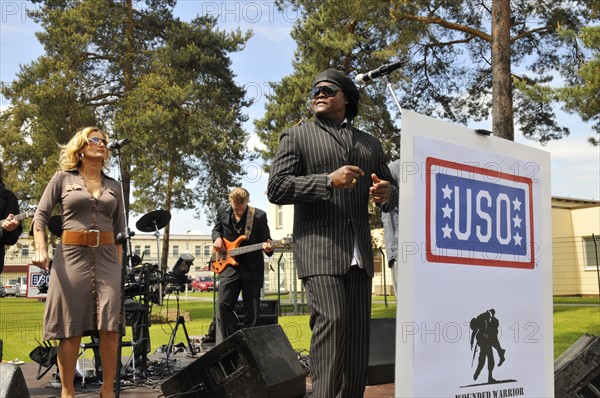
top-left (1, 1), bottom-right (598, 234)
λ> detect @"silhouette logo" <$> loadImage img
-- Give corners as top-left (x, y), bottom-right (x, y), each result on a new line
top-left (469, 309), bottom-right (506, 384)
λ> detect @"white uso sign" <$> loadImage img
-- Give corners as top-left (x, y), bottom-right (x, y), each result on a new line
top-left (396, 111), bottom-right (553, 397)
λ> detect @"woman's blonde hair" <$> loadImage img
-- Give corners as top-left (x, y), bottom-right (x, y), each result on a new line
top-left (59, 127), bottom-right (110, 171)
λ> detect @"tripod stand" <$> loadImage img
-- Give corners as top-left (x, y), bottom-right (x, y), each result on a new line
top-left (162, 285), bottom-right (196, 369)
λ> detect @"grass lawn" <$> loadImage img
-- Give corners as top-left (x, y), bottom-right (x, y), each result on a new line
top-left (552, 305), bottom-right (600, 357)
top-left (1, 294), bottom-right (597, 364)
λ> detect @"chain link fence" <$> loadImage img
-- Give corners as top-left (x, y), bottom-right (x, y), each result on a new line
top-left (2, 235), bottom-right (598, 361)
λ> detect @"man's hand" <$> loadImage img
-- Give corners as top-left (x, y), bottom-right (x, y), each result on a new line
top-left (213, 237), bottom-right (226, 253)
top-left (329, 165), bottom-right (364, 189)
top-left (263, 239), bottom-right (274, 254)
top-left (369, 174), bottom-right (392, 204)
top-left (1, 214), bottom-right (20, 232)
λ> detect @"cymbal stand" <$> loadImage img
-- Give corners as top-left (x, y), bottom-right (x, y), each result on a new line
top-left (151, 221), bottom-right (164, 305)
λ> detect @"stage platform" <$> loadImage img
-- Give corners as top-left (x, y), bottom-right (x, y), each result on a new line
top-left (16, 351), bottom-right (395, 397)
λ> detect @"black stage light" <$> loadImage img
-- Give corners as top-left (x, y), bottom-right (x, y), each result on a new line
top-left (171, 253), bottom-right (194, 279)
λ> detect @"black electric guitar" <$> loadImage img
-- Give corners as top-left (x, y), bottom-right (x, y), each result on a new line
top-left (210, 235), bottom-right (292, 274)
top-left (0, 207), bottom-right (36, 225)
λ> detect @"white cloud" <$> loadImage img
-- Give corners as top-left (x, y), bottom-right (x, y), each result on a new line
top-left (247, 133), bottom-right (266, 151)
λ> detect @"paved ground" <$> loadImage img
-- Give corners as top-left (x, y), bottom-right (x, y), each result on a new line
top-left (13, 351), bottom-right (395, 397)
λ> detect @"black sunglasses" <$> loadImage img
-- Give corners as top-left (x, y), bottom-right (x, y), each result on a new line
top-left (88, 137), bottom-right (108, 146)
top-left (310, 85), bottom-right (342, 99)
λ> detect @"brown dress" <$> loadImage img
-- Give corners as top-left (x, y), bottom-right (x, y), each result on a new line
top-left (33, 170), bottom-right (125, 340)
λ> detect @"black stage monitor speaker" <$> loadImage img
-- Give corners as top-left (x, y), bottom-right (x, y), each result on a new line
top-left (233, 298), bottom-right (279, 326)
top-left (366, 318), bottom-right (396, 386)
top-left (555, 334), bottom-right (600, 397)
top-left (216, 299), bottom-right (280, 345)
top-left (161, 324), bottom-right (306, 398)
top-left (0, 363), bottom-right (30, 398)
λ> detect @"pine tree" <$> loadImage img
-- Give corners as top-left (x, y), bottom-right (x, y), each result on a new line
top-left (0, 0), bottom-right (251, 266)
top-left (257, 0), bottom-right (597, 166)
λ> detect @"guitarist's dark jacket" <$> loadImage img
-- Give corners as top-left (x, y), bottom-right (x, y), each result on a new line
top-left (0, 184), bottom-right (23, 273)
top-left (211, 204), bottom-right (273, 286)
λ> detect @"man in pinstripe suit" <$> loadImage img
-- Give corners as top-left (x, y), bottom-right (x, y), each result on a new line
top-left (268, 68), bottom-right (398, 398)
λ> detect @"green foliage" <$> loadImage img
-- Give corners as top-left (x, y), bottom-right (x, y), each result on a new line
top-left (115, 15), bottom-right (252, 224)
top-left (0, 0), bottom-right (252, 228)
top-left (257, 0), bottom-right (403, 169)
top-left (257, 0), bottom-right (597, 162)
top-left (557, 21), bottom-right (600, 145)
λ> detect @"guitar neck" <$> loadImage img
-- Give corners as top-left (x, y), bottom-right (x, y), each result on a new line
top-left (0, 209), bottom-right (35, 224)
top-left (228, 238), bottom-right (289, 256)
top-left (229, 242), bottom-right (266, 256)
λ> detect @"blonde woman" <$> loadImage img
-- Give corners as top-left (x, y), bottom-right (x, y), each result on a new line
top-left (32, 127), bottom-right (125, 398)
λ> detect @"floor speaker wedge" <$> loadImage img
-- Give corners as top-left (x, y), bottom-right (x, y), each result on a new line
top-left (216, 299), bottom-right (280, 345)
top-left (161, 324), bottom-right (306, 398)
top-left (0, 363), bottom-right (30, 398)
top-left (233, 298), bottom-right (279, 326)
top-left (366, 318), bottom-right (396, 386)
top-left (555, 334), bottom-right (600, 397)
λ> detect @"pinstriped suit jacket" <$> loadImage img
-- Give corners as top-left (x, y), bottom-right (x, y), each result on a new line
top-left (267, 117), bottom-right (398, 278)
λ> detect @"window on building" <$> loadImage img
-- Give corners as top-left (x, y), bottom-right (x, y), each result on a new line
top-left (144, 245), bottom-right (151, 256)
top-left (173, 245), bottom-right (179, 257)
top-left (204, 244), bottom-right (211, 257)
top-left (195, 245), bottom-right (201, 257)
top-left (583, 236), bottom-right (600, 270)
top-left (134, 245), bottom-right (141, 256)
top-left (21, 245), bottom-right (30, 257)
top-left (276, 204), bottom-right (284, 229)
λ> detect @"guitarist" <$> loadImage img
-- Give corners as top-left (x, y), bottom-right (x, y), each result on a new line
top-left (0, 161), bottom-right (23, 274)
top-left (212, 187), bottom-right (273, 340)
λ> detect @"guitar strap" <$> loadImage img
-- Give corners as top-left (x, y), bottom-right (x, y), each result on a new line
top-left (244, 206), bottom-right (255, 240)
top-left (0, 188), bottom-right (4, 212)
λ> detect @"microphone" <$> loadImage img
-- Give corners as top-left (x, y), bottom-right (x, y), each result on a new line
top-left (106, 138), bottom-right (131, 151)
top-left (355, 60), bottom-right (404, 84)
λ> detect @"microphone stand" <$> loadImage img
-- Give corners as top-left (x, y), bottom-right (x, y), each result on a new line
top-left (386, 80), bottom-right (403, 118)
top-left (111, 146), bottom-right (135, 398)
top-left (356, 63), bottom-right (403, 119)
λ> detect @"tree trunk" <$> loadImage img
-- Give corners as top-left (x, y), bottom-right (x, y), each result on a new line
top-left (161, 222), bottom-right (171, 271)
top-left (124, 0), bottom-right (134, 95)
top-left (160, 172), bottom-right (174, 271)
top-left (491, 0), bottom-right (514, 141)
top-left (120, 0), bottom-right (135, 215)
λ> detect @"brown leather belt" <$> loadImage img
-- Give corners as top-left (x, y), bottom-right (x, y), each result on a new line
top-left (61, 230), bottom-right (115, 247)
